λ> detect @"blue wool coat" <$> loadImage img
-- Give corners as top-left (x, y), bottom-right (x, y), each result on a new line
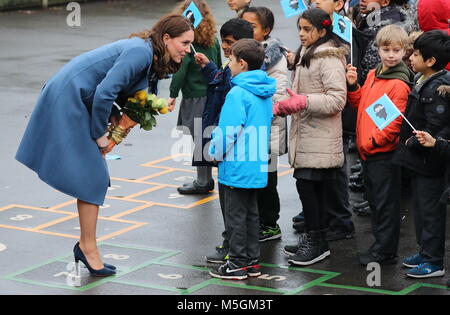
top-left (16, 37), bottom-right (154, 205)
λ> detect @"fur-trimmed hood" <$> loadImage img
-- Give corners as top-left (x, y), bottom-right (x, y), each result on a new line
top-left (262, 37), bottom-right (287, 70)
top-left (311, 45), bottom-right (349, 61)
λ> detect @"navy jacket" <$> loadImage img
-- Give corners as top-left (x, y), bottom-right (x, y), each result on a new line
top-left (393, 70), bottom-right (450, 177)
top-left (192, 61), bottom-right (232, 167)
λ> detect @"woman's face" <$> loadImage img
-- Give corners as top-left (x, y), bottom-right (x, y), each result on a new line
top-left (164, 30), bottom-right (195, 63)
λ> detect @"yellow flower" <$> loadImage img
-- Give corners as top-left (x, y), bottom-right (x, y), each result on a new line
top-left (135, 90), bottom-right (148, 101)
top-left (127, 97), bottom-right (138, 103)
top-left (159, 107), bottom-right (169, 114)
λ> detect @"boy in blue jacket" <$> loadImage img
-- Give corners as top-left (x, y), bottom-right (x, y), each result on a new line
top-left (208, 39), bottom-right (276, 280)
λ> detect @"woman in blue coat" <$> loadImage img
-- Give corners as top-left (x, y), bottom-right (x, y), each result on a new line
top-left (16, 14), bottom-right (194, 277)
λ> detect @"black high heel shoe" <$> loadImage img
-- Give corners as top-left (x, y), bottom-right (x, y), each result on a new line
top-left (73, 242), bottom-right (116, 277)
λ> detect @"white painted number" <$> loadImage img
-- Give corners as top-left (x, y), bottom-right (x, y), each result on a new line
top-left (169, 193), bottom-right (184, 200)
top-left (174, 176), bottom-right (194, 182)
top-left (257, 274), bottom-right (286, 281)
top-left (10, 214), bottom-right (33, 221)
top-left (107, 185), bottom-right (121, 191)
top-left (158, 273), bottom-right (183, 280)
top-left (103, 254), bottom-right (129, 260)
top-left (0, 243), bottom-right (6, 252)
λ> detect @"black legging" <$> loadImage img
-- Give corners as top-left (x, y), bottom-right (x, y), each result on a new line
top-left (296, 178), bottom-right (328, 232)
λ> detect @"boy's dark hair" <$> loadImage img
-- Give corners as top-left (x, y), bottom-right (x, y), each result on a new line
top-left (232, 39), bottom-right (265, 71)
top-left (220, 18), bottom-right (254, 41)
top-left (413, 30), bottom-right (450, 71)
top-left (295, 8), bottom-right (343, 68)
top-left (241, 6), bottom-right (275, 40)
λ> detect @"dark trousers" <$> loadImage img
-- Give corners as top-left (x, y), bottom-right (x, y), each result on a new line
top-left (363, 157), bottom-right (401, 256)
top-left (219, 183), bottom-right (260, 265)
top-left (257, 170), bottom-right (280, 227)
top-left (410, 174), bottom-right (446, 265)
top-left (325, 139), bottom-right (354, 232)
top-left (296, 179), bottom-right (328, 232)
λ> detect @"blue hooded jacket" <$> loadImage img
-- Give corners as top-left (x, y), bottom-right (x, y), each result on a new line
top-left (209, 70), bottom-right (276, 188)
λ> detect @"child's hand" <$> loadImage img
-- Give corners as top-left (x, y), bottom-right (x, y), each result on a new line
top-left (194, 53), bottom-right (210, 68)
top-left (414, 130), bottom-right (436, 147)
top-left (346, 64), bottom-right (358, 86)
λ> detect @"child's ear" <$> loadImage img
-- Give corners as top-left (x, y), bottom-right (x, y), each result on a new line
top-left (335, 0), bottom-right (345, 12)
top-left (240, 58), bottom-right (249, 71)
top-left (318, 28), bottom-right (327, 38)
top-left (380, 0), bottom-right (391, 7)
top-left (263, 27), bottom-right (271, 40)
top-left (425, 56), bottom-right (437, 68)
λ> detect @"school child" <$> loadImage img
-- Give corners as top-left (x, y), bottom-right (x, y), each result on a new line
top-left (192, 18), bottom-right (255, 264)
top-left (393, 30), bottom-right (450, 278)
top-left (226, 0), bottom-right (251, 16)
top-left (241, 6), bottom-right (289, 242)
top-left (354, 0), bottom-right (406, 83)
top-left (170, 0), bottom-right (222, 195)
top-left (346, 24), bottom-right (414, 265)
top-left (275, 8), bottom-right (348, 266)
top-left (414, 130), bottom-right (450, 286)
top-left (304, 0), bottom-right (357, 241)
top-left (208, 39), bottom-right (276, 279)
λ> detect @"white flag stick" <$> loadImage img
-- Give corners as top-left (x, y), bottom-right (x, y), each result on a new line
top-left (190, 44), bottom-right (197, 55)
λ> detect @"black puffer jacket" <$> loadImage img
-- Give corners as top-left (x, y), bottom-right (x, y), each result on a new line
top-left (433, 138), bottom-right (450, 204)
top-left (393, 70), bottom-right (450, 177)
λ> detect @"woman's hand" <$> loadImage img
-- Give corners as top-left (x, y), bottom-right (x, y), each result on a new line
top-left (346, 64), bottom-right (358, 86)
top-left (414, 130), bottom-right (436, 147)
top-left (168, 98), bottom-right (176, 112)
top-left (96, 133), bottom-right (110, 157)
top-left (109, 114), bottom-right (121, 128)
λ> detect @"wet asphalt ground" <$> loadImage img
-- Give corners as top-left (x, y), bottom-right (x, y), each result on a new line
top-left (0, 0), bottom-right (449, 296)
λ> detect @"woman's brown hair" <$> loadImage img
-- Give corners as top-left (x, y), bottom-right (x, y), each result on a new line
top-left (130, 14), bottom-right (194, 79)
top-left (172, 0), bottom-right (217, 48)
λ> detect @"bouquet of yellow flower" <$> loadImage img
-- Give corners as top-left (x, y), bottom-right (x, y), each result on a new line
top-left (105, 90), bottom-right (169, 154)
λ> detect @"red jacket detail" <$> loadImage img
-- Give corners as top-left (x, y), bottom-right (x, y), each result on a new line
top-left (348, 69), bottom-right (411, 160)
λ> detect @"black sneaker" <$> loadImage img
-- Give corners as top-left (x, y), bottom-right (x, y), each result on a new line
top-left (283, 233), bottom-right (307, 256)
top-left (177, 179), bottom-right (214, 195)
top-left (288, 231), bottom-right (330, 266)
top-left (354, 205), bottom-right (371, 216)
top-left (293, 221), bottom-right (306, 233)
top-left (259, 224), bottom-right (282, 242)
top-left (245, 260), bottom-right (261, 277)
top-left (209, 261), bottom-right (248, 280)
top-left (205, 245), bottom-right (229, 264)
top-left (358, 251), bottom-right (398, 266)
top-left (292, 212), bottom-right (305, 223)
top-left (326, 229), bottom-right (355, 241)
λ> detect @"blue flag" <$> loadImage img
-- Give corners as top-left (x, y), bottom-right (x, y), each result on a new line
top-left (183, 1), bottom-right (203, 29)
top-left (280, 0), bottom-right (307, 18)
top-left (365, 94), bottom-right (402, 130)
top-left (332, 12), bottom-right (352, 43)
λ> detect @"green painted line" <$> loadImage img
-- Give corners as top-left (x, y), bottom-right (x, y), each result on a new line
top-left (98, 242), bottom-right (179, 255)
top-left (112, 279), bottom-right (183, 294)
top-left (212, 279), bottom-right (288, 294)
top-left (318, 282), bottom-right (399, 295)
top-left (260, 262), bottom-right (341, 277)
top-left (183, 279), bottom-right (219, 295)
top-left (285, 273), bottom-right (338, 295)
top-left (154, 261), bottom-right (210, 272)
top-left (419, 283), bottom-right (450, 291)
top-left (3, 274), bottom-right (83, 292)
